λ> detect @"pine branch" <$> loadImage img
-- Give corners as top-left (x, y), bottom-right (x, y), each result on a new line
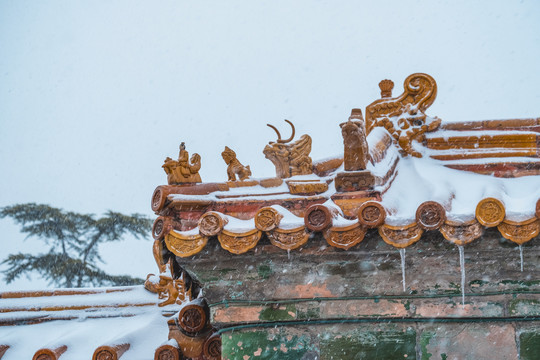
top-left (2, 252), bottom-right (144, 287)
top-left (81, 211), bottom-right (152, 263)
top-left (78, 267), bottom-right (144, 287)
top-left (0, 203), bottom-right (93, 255)
top-left (99, 211), bottom-right (153, 242)
top-left (2, 252), bottom-right (79, 287)
top-left (1, 203), bottom-right (152, 288)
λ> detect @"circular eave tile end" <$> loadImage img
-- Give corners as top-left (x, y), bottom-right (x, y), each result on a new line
top-left (415, 201), bottom-right (446, 230)
top-left (305, 204), bottom-right (332, 232)
top-left (476, 197), bottom-right (505, 227)
top-left (358, 201), bottom-right (386, 228)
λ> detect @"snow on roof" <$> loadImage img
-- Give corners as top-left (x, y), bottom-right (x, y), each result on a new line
top-left (152, 111), bottom-right (540, 256)
top-left (380, 156), bottom-right (540, 225)
top-left (4, 74), bottom-right (539, 359)
top-left (0, 286), bottom-right (172, 360)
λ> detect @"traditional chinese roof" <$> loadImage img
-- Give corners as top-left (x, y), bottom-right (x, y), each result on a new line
top-left (3, 73), bottom-right (539, 360)
top-left (151, 74), bottom-right (540, 257)
top-left (141, 74), bottom-right (540, 360)
top-left (0, 286), bottom-right (176, 359)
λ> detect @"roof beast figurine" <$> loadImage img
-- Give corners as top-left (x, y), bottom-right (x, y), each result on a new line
top-left (222, 146), bottom-right (252, 181)
top-left (263, 119), bottom-right (313, 178)
top-left (341, 110), bottom-right (370, 171)
top-left (162, 142), bottom-right (202, 184)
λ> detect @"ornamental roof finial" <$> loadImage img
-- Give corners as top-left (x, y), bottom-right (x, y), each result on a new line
top-left (379, 79), bottom-right (394, 98)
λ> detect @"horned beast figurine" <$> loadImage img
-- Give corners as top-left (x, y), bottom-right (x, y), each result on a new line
top-left (222, 146), bottom-right (252, 181)
top-left (263, 120), bottom-right (312, 178)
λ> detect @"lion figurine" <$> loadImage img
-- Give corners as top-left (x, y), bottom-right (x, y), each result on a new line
top-left (222, 146), bottom-right (251, 181)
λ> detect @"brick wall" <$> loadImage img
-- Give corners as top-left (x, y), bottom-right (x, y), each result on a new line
top-left (181, 228), bottom-right (540, 359)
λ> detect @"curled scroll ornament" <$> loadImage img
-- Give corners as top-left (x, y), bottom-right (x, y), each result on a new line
top-left (365, 73), bottom-right (441, 157)
top-left (203, 333), bottom-right (222, 360)
top-left (95, 349), bottom-right (115, 360)
top-left (155, 345), bottom-right (180, 360)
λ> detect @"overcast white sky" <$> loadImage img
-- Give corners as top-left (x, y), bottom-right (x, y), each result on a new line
top-left (1, 0), bottom-right (539, 290)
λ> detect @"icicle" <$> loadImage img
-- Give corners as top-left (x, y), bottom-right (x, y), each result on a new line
top-left (458, 245), bottom-right (465, 306)
top-left (287, 249), bottom-right (291, 260)
top-left (519, 245), bottom-right (524, 272)
top-left (399, 248), bottom-right (406, 292)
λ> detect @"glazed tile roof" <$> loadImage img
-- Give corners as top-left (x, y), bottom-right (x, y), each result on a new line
top-left (152, 122), bottom-right (540, 256)
top-left (150, 74), bottom-right (540, 257)
top-left (3, 73), bottom-right (539, 360)
top-left (0, 286), bottom-right (174, 360)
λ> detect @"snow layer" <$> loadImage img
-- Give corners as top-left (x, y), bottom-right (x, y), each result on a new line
top-left (223, 215), bottom-right (256, 232)
top-left (0, 286), bottom-right (156, 311)
top-left (0, 312), bottom-right (167, 360)
top-left (380, 156), bottom-right (540, 224)
top-left (270, 205), bottom-right (305, 229)
top-left (424, 129), bottom-right (538, 139)
top-left (171, 145), bottom-right (539, 227)
top-left (0, 286), bottom-right (168, 360)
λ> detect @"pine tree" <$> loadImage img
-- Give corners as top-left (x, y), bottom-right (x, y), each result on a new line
top-left (1, 203), bottom-right (152, 288)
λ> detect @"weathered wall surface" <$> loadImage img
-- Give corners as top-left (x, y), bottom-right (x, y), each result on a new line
top-left (179, 228), bottom-right (540, 359)
top-left (220, 322), bottom-right (540, 360)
